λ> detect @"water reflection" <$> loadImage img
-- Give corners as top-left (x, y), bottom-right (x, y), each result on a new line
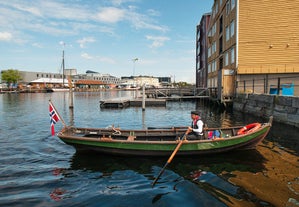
top-left (69, 107), bottom-right (74, 127)
top-left (65, 149), bottom-right (271, 206)
top-left (266, 122), bottom-right (299, 155)
top-left (69, 149), bottom-right (266, 175)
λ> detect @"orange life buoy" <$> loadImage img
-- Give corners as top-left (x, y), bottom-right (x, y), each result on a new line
top-left (237, 123), bottom-right (261, 135)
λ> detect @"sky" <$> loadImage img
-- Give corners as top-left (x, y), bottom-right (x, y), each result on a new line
top-left (0, 0), bottom-right (213, 83)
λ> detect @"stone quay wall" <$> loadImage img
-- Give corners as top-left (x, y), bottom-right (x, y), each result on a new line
top-left (233, 94), bottom-right (299, 128)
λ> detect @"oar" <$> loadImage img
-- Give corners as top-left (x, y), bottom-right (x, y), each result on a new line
top-left (151, 131), bottom-right (188, 187)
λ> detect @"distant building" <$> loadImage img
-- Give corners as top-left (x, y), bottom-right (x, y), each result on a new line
top-left (72, 70), bottom-right (121, 88)
top-left (158, 77), bottom-right (172, 87)
top-left (1, 69), bottom-right (172, 90)
top-left (135, 76), bottom-right (160, 87)
top-left (2, 69), bottom-right (121, 89)
top-left (120, 76), bottom-right (170, 88)
top-left (74, 79), bottom-right (108, 90)
top-left (29, 78), bottom-right (69, 89)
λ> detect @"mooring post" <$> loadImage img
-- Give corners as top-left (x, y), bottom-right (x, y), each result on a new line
top-left (142, 84), bottom-right (146, 111)
top-left (68, 76), bottom-right (74, 109)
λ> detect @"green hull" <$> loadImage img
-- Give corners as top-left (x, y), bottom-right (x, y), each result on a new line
top-left (58, 119), bottom-right (272, 156)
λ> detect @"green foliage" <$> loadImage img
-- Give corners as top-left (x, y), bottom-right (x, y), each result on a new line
top-left (1, 69), bottom-right (22, 84)
top-left (173, 82), bottom-right (194, 88)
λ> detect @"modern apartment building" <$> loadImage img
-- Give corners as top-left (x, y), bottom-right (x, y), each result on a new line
top-left (197, 0), bottom-right (299, 102)
top-left (196, 13), bottom-right (211, 88)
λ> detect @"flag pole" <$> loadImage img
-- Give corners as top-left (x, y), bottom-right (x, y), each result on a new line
top-left (49, 100), bottom-right (67, 128)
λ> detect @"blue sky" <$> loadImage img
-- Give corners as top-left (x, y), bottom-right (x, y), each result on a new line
top-left (0, 0), bottom-right (213, 83)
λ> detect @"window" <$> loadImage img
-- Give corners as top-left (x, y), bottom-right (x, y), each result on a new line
top-left (214, 77), bottom-right (218, 87)
top-left (225, 26), bottom-right (230, 41)
top-left (208, 79), bottom-right (211, 87)
top-left (212, 42), bottom-right (216, 54)
top-left (219, 36), bottom-right (223, 53)
top-left (213, 23), bottom-right (216, 35)
top-left (226, 0), bottom-right (230, 15)
top-left (209, 23), bottom-right (216, 37)
top-left (224, 52), bottom-right (229, 66)
top-left (212, 7), bottom-right (215, 18)
top-left (213, 60), bottom-right (217, 71)
top-left (230, 20), bottom-right (235, 38)
top-left (208, 29), bottom-right (212, 37)
top-left (231, 47), bottom-right (235, 63)
top-left (219, 16), bottom-right (223, 34)
top-left (231, 0), bottom-right (235, 10)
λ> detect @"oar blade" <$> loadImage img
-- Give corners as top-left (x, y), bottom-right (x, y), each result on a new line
top-left (151, 163), bottom-right (168, 187)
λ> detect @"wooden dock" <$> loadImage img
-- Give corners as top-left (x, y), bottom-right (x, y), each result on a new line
top-left (100, 99), bottom-right (130, 108)
top-left (100, 98), bottom-right (166, 108)
top-left (129, 98), bottom-right (166, 107)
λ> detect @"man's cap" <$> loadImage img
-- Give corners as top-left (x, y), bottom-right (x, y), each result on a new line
top-left (191, 111), bottom-right (200, 116)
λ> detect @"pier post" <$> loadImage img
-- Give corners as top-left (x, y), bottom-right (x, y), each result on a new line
top-left (68, 76), bottom-right (74, 109)
top-left (142, 84), bottom-right (145, 111)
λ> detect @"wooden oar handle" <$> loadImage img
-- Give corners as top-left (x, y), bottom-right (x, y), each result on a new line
top-left (167, 140), bottom-right (184, 163)
top-left (152, 131), bottom-right (188, 187)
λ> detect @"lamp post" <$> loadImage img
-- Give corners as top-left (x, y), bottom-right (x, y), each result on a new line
top-left (60, 41), bottom-right (66, 87)
top-left (132, 58), bottom-right (138, 76)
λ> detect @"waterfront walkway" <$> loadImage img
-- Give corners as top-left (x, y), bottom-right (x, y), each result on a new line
top-left (144, 87), bottom-right (211, 100)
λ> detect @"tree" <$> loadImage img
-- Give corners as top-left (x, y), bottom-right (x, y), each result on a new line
top-left (174, 81), bottom-right (190, 88)
top-left (1, 69), bottom-right (22, 89)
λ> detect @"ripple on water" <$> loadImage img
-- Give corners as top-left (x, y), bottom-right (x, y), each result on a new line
top-left (0, 92), bottom-right (298, 207)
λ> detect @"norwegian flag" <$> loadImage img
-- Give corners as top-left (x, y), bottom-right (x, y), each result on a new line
top-left (49, 102), bottom-right (60, 136)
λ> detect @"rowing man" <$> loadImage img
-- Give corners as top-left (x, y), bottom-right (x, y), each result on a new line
top-left (186, 111), bottom-right (204, 140)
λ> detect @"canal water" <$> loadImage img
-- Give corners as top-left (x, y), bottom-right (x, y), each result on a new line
top-left (0, 91), bottom-right (298, 207)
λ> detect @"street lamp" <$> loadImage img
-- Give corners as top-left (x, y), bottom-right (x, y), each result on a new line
top-left (132, 58), bottom-right (138, 76)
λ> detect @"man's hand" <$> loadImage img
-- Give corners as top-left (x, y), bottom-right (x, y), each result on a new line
top-left (186, 126), bottom-right (192, 134)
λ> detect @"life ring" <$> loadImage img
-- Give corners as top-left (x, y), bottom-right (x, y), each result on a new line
top-left (237, 123), bottom-right (261, 135)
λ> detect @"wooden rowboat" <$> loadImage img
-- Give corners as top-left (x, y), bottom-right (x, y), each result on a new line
top-left (58, 119), bottom-right (272, 156)
top-left (57, 116), bottom-right (273, 156)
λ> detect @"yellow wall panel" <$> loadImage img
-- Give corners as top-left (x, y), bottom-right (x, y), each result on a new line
top-left (237, 0), bottom-right (299, 74)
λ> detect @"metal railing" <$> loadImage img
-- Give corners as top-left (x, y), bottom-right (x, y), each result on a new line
top-left (236, 75), bottom-right (299, 96)
top-left (144, 87), bottom-right (210, 99)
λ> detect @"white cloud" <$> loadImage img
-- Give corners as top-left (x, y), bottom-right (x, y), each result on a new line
top-left (81, 52), bottom-right (93, 59)
top-left (110, 0), bottom-right (131, 6)
top-left (13, 4), bottom-right (42, 17)
top-left (95, 7), bottom-right (125, 23)
top-left (0, 32), bottom-right (12, 41)
top-left (77, 37), bottom-right (96, 48)
top-left (0, 1), bottom-right (168, 42)
top-left (147, 9), bottom-right (160, 17)
top-left (146, 35), bottom-right (170, 48)
top-left (125, 7), bottom-right (168, 32)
